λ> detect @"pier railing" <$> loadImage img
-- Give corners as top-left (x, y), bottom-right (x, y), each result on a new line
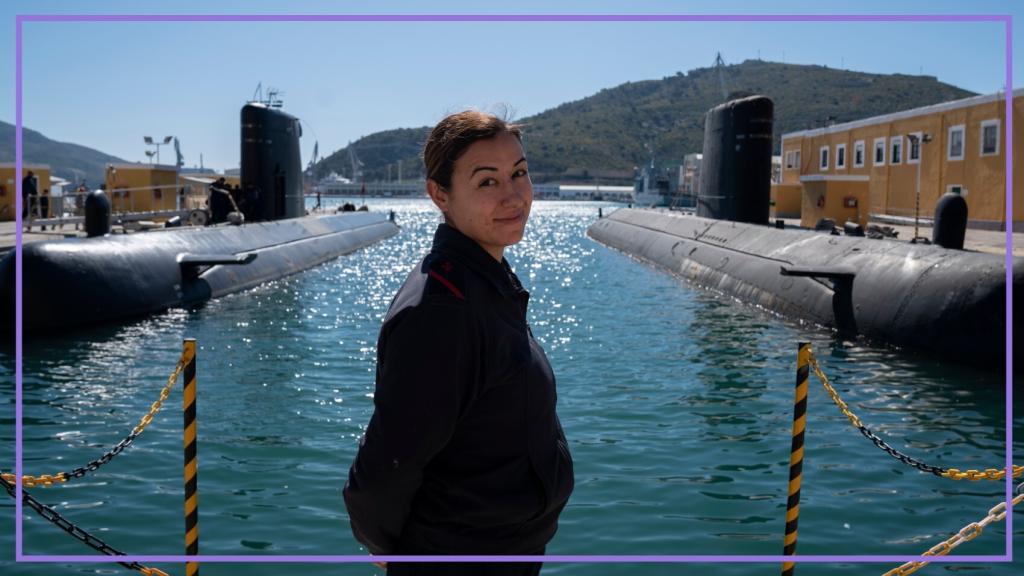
top-left (3, 338), bottom-right (200, 576)
top-left (23, 185), bottom-right (205, 232)
top-left (781, 344), bottom-right (1021, 576)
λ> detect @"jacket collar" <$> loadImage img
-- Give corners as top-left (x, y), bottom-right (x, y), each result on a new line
top-left (432, 223), bottom-right (525, 298)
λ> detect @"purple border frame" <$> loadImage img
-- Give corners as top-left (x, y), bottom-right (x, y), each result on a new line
top-left (13, 12), bottom-right (1014, 568)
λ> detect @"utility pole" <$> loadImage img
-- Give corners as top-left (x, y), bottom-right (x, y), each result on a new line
top-left (907, 133), bottom-right (933, 244)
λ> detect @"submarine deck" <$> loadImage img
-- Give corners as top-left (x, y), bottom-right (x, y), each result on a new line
top-left (0, 210), bottom-right (372, 257)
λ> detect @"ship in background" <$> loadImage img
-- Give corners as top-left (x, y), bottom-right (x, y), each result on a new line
top-left (632, 153), bottom-right (702, 209)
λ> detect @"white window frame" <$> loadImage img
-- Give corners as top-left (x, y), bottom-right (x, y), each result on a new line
top-left (819, 145), bottom-right (829, 170)
top-left (980, 119), bottom-right (1000, 156)
top-left (907, 131), bottom-right (922, 164)
top-left (947, 124), bottom-right (965, 161)
top-left (873, 137), bottom-right (886, 166)
top-left (836, 143), bottom-right (847, 169)
top-left (853, 140), bottom-right (865, 168)
top-left (794, 150), bottom-right (801, 170)
top-left (784, 150), bottom-right (795, 170)
top-left (890, 136), bottom-right (903, 165)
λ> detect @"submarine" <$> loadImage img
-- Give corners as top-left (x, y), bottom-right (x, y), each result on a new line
top-left (1, 100), bottom-right (399, 333)
top-left (588, 96), bottom-right (1020, 371)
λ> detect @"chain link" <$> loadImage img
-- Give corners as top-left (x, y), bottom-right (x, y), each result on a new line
top-left (1, 475), bottom-right (170, 576)
top-left (807, 350), bottom-right (1021, 481)
top-left (882, 492), bottom-right (1024, 576)
top-left (2, 352), bottom-right (187, 488)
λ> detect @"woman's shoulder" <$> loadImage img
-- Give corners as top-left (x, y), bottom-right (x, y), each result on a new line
top-left (383, 253), bottom-right (474, 325)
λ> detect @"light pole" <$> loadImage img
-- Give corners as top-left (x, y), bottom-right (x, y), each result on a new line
top-left (144, 135), bottom-right (174, 165)
top-left (907, 132), bottom-right (933, 244)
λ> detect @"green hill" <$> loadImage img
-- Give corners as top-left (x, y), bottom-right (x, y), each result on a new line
top-left (314, 59), bottom-right (976, 184)
top-left (0, 120), bottom-right (126, 185)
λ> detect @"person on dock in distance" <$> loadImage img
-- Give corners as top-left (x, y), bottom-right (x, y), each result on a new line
top-left (21, 170), bottom-right (37, 220)
top-left (344, 110), bottom-right (574, 575)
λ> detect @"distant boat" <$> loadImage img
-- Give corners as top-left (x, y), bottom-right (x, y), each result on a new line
top-left (633, 162), bottom-right (672, 207)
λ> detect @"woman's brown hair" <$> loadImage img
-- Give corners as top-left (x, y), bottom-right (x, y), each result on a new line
top-left (423, 110), bottom-right (522, 189)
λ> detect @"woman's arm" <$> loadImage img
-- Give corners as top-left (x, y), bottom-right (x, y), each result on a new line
top-left (343, 298), bottom-right (472, 555)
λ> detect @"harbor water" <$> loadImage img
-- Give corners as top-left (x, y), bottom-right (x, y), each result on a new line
top-left (2, 199), bottom-right (1021, 575)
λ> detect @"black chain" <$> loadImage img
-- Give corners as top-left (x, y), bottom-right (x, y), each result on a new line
top-left (0, 475), bottom-right (155, 573)
top-left (855, 425), bottom-right (948, 477)
top-left (60, 430), bottom-right (141, 480)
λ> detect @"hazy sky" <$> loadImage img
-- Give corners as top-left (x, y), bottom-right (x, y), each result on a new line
top-left (1, 0), bottom-right (1020, 172)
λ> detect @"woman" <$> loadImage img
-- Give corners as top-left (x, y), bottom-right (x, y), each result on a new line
top-left (344, 110), bottom-right (574, 575)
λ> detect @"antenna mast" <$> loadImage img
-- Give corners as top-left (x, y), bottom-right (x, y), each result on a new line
top-left (714, 52), bottom-right (729, 100)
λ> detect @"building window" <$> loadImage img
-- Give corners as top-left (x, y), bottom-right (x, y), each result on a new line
top-left (853, 140), bottom-right (865, 168)
top-left (908, 131), bottom-right (922, 164)
top-left (785, 150), bottom-right (797, 169)
top-left (874, 137), bottom-right (886, 166)
top-left (820, 145), bottom-right (829, 170)
top-left (890, 136), bottom-right (903, 165)
top-left (948, 124), bottom-right (965, 160)
top-left (836, 143), bottom-right (847, 169)
top-left (980, 119), bottom-right (1000, 156)
top-left (794, 150), bottom-right (800, 170)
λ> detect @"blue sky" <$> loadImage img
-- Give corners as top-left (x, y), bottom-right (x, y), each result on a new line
top-left (1, 0), bottom-right (1020, 173)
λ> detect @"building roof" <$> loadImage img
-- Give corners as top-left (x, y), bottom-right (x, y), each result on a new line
top-left (781, 87), bottom-right (1024, 141)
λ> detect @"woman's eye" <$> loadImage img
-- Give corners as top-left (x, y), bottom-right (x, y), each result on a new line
top-left (478, 178), bottom-right (496, 188)
top-left (512, 169), bottom-right (528, 178)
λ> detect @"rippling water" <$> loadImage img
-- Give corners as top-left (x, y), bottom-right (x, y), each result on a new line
top-left (2, 199), bottom-right (1020, 575)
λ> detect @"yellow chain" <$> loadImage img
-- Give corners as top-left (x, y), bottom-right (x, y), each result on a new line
top-left (2, 351), bottom-right (188, 488)
top-left (807, 349), bottom-right (1021, 482)
top-left (882, 492), bottom-right (1024, 576)
top-left (943, 465), bottom-right (1024, 481)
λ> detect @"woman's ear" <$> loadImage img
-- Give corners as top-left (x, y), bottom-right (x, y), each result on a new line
top-left (426, 179), bottom-right (449, 214)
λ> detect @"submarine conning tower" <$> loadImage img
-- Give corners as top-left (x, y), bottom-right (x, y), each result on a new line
top-left (697, 95), bottom-right (774, 224)
top-left (241, 102), bottom-right (305, 221)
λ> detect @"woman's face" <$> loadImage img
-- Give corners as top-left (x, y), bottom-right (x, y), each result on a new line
top-left (427, 132), bottom-right (533, 261)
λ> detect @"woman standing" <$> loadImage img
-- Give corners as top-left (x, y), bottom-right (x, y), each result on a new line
top-left (344, 111), bottom-right (574, 575)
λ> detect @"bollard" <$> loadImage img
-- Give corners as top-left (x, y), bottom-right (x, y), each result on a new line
top-left (182, 338), bottom-right (199, 576)
top-left (781, 342), bottom-right (810, 576)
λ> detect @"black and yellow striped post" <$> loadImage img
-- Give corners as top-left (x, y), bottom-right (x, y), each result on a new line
top-left (781, 342), bottom-right (810, 576)
top-left (182, 338), bottom-right (199, 576)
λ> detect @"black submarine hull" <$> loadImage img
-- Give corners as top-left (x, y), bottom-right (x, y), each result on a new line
top-left (588, 208), bottom-right (1018, 371)
top-left (2, 211), bottom-right (398, 332)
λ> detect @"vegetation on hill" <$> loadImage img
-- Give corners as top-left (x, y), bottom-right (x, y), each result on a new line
top-left (314, 59), bottom-right (975, 184)
top-left (0, 120), bottom-right (126, 186)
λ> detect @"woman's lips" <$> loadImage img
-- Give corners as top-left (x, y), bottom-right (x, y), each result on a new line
top-left (494, 210), bottom-right (524, 224)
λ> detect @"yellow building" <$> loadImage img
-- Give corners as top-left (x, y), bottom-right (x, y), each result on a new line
top-left (776, 88), bottom-right (1024, 231)
top-left (105, 163), bottom-right (180, 214)
top-left (0, 163), bottom-right (51, 222)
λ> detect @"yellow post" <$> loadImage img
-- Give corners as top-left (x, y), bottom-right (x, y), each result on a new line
top-left (782, 342), bottom-right (810, 576)
top-left (182, 338), bottom-right (199, 576)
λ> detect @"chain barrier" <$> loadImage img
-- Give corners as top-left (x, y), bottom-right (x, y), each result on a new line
top-left (882, 490), bottom-right (1024, 576)
top-left (1, 475), bottom-right (169, 576)
top-left (1, 352), bottom-right (187, 488)
top-left (807, 350), bottom-right (1022, 481)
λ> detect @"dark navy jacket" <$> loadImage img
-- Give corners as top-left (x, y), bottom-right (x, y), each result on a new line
top-left (344, 223), bottom-right (574, 555)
